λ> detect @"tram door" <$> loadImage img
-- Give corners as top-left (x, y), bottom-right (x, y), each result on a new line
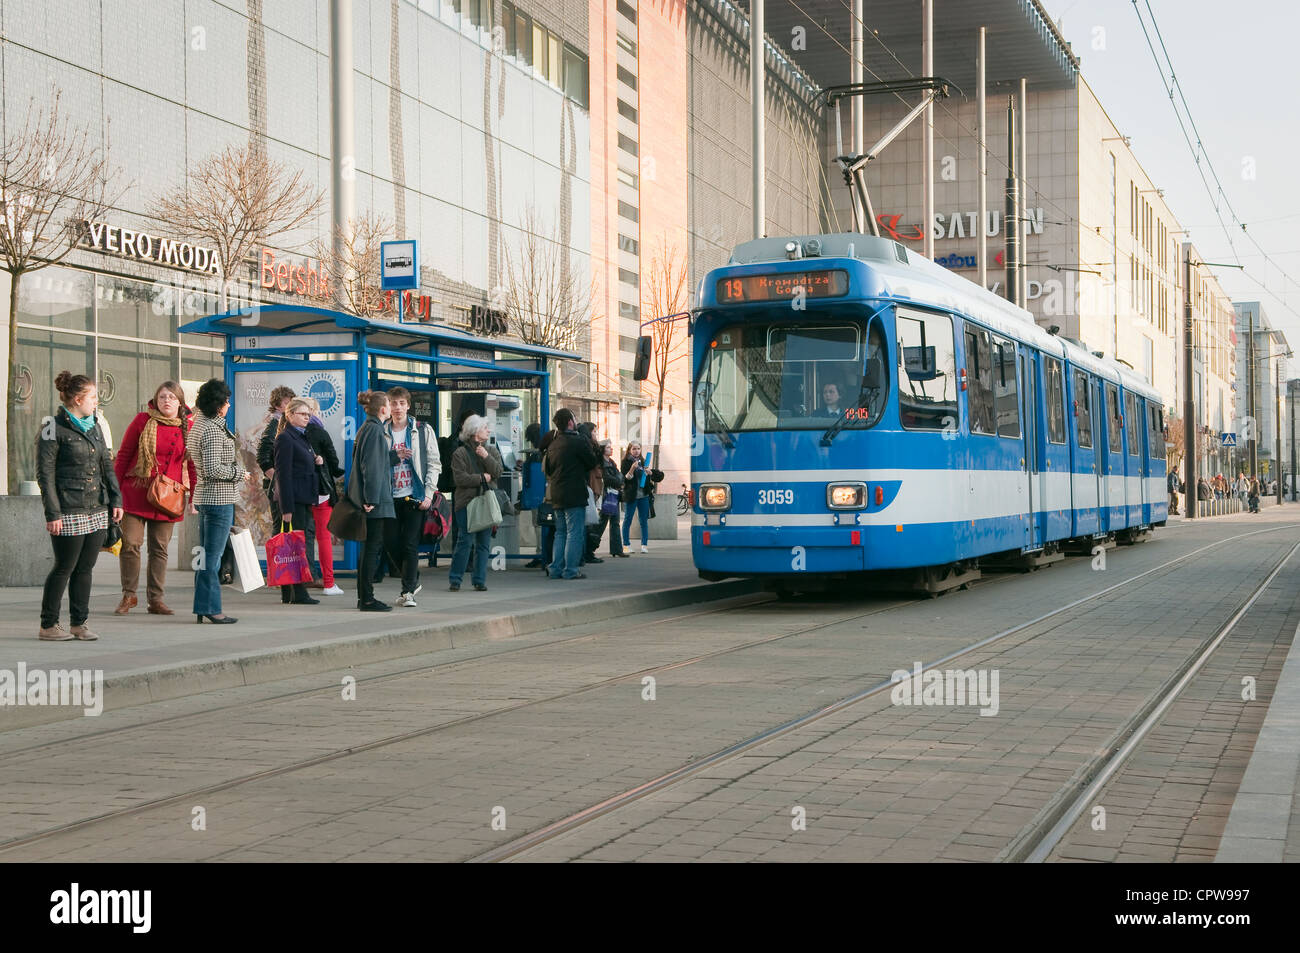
top-left (1022, 351), bottom-right (1047, 549)
top-left (1094, 378), bottom-right (1110, 531)
top-left (1103, 382), bottom-right (1126, 530)
top-left (1128, 391), bottom-right (1147, 525)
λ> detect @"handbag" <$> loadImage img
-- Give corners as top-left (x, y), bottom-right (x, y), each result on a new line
top-left (327, 497), bottom-right (367, 541)
top-left (228, 527), bottom-right (265, 593)
top-left (101, 519), bottom-right (122, 555)
top-left (467, 489), bottom-right (502, 533)
top-left (600, 489), bottom-right (620, 516)
top-left (147, 464), bottom-right (189, 519)
top-left (584, 487), bottom-right (600, 526)
top-left (535, 502), bottom-right (555, 526)
top-left (265, 521), bottom-right (312, 586)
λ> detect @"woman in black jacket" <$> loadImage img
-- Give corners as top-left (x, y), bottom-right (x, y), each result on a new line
top-left (36, 371), bottom-right (124, 641)
top-left (272, 399), bottom-right (320, 606)
top-left (303, 398), bottom-right (344, 595)
top-left (595, 441), bottom-right (626, 557)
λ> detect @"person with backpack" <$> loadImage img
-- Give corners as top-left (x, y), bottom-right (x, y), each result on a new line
top-left (384, 386), bottom-right (441, 607)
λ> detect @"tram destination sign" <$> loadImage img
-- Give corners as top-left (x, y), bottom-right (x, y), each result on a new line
top-left (717, 269), bottom-right (849, 304)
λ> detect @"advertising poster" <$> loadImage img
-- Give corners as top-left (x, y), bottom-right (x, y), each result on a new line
top-left (231, 366), bottom-right (349, 550)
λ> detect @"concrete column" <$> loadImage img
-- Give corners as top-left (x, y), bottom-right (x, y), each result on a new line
top-left (330, 0), bottom-right (356, 304)
top-left (750, 0), bottom-right (765, 239)
top-left (977, 27), bottom-right (987, 289)
top-left (922, 0), bottom-right (934, 259)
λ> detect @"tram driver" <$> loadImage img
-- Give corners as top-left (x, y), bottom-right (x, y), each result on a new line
top-left (817, 381), bottom-right (844, 417)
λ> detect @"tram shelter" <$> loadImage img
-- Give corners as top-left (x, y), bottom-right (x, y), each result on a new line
top-left (179, 304), bottom-right (578, 570)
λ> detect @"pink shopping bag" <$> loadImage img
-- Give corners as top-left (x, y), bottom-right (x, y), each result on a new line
top-left (265, 525), bottom-right (312, 587)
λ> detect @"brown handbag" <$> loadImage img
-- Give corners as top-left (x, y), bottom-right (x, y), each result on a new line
top-left (147, 465), bottom-right (190, 518)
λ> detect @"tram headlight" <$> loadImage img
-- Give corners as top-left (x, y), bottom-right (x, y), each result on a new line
top-left (699, 484), bottom-right (731, 510)
top-left (827, 482), bottom-right (867, 509)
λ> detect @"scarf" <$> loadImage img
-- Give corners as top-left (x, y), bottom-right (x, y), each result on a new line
top-left (129, 405), bottom-right (184, 483)
top-left (67, 410), bottom-right (95, 434)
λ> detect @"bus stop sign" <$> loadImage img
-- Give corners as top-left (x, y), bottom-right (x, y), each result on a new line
top-left (380, 240), bottom-right (418, 290)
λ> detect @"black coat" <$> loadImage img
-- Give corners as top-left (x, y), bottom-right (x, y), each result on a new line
top-left (273, 425), bottom-right (319, 518)
top-left (543, 429), bottom-right (599, 509)
top-left (621, 456), bottom-right (664, 503)
top-left (601, 458), bottom-right (624, 491)
top-left (305, 420), bottom-right (343, 504)
top-left (347, 415), bottom-right (395, 519)
top-left (37, 407), bottom-right (123, 522)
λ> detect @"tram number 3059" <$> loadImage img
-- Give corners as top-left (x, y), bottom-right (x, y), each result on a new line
top-left (758, 489), bottom-right (795, 505)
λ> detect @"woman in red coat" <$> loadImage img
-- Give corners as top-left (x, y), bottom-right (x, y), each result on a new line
top-left (112, 381), bottom-right (198, 615)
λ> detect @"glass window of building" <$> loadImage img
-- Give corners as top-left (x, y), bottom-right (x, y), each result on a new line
top-left (617, 133), bottom-right (638, 157)
top-left (11, 327), bottom-right (94, 482)
top-left (617, 65), bottom-right (637, 90)
top-left (97, 274), bottom-right (176, 343)
top-left (16, 267), bottom-right (93, 331)
top-left (618, 234), bottom-right (639, 255)
top-left (616, 168), bottom-right (638, 190)
top-left (562, 45), bottom-right (588, 107)
top-left (618, 268), bottom-right (639, 288)
top-left (533, 23), bottom-right (547, 78)
top-left (617, 99), bottom-right (637, 123)
top-left (618, 200), bottom-right (639, 223)
top-left (617, 0), bottom-right (637, 23)
top-left (547, 33), bottom-right (561, 86)
top-left (616, 32), bottom-right (636, 56)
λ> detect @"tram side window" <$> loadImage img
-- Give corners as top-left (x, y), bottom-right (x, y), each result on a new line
top-left (1148, 404), bottom-right (1166, 459)
top-left (993, 337), bottom-right (1020, 438)
top-left (897, 309), bottom-right (957, 430)
top-left (964, 326), bottom-right (995, 434)
top-left (1045, 357), bottom-right (1067, 443)
top-left (1125, 392), bottom-right (1141, 456)
top-left (1074, 370), bottom-right (1093, 448)
top-left (1106, 383), bottom-right (1122, 451)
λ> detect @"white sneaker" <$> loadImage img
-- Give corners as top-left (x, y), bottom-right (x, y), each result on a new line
top-left (323, 585), bottom-right (345, 595)
top-left (412, 585), bottom-right (423, 597)
top-left (641, 544), bottom-right (649, 553)
top-left (398, 592), bottom-right (418, 607)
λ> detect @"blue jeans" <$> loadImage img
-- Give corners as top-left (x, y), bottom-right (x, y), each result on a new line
top-left (194, 503), bottom-right (234, 616)
top-left (449, 507), bottom-right (490, 587)
top-left (539, 523), bottom-right (555, 564)
top-left (549, 505), bottom-right (586, 578)
top-left (622, 496), bottom-right (650, 546)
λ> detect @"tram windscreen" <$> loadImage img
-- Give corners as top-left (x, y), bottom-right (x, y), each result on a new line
top-left (697, 317), bottom-right (887, 433)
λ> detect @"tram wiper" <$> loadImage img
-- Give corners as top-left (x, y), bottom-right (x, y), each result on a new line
top-left (821, 360), bottom-right (882, 446)
top-left (707, 394), bottom-right (736, 448)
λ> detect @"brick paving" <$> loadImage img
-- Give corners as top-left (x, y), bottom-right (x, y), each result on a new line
top-left (0, 510), bottom-right (1297, 861)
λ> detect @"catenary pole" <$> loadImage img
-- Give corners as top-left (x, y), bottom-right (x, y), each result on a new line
top-left (751, 0), bottom-right (765, 239)
top-left (922, 0), bottom-right (934, 259)
top-left (1183, 243), bottom-right (1196, 519)
top-left (330, 0), bottom-right (356, 308)
top-left (977, 27), bottom-right (987, 288)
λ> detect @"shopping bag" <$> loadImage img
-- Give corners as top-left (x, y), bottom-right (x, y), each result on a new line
top-left (466, 489), bottom-right (502, 533)
top-left (265, 523), bottom-right (311, 586)
top-left (228, 527), bottom-right (265, 593)
top-left (584, 487), bottom-right (600, 526)
top-left (600, 489), bottom-right (620, 516)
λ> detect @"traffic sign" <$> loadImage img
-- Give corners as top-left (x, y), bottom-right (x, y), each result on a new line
top-left (1221, 432), bottom-right (1237, 447)
top-left (380, 240), bottom-right (418, 291)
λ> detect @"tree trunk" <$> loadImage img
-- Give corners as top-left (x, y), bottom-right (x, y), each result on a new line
top-left (652, 376), bottom-right (665, 472)
top-left (6, 269), bottom-right (24, 494)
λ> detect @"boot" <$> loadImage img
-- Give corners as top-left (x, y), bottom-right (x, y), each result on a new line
top-left (147, 600), bottom-right (174, 615)
top-left (290, 582), bottom-right (319, 605)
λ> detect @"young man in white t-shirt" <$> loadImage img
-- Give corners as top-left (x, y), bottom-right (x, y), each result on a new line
top-left (383, 387), bottom-right (441, 606)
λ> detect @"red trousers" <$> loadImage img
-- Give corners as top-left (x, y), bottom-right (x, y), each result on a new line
top-left (311, 501), bottom-right (335, 587)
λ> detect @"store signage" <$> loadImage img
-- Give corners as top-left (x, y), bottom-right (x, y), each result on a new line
top-left (259, 248), bottom-right (332, 298)
top-left (385, 289), bottom-right (432, 320)
top-left (79, 219), bottom-right (220, 275)
top-left (466, 305), bottom-right (508, 336)
top-left (935, 251), bottom-right (1005, 271)
top-left (439, 344), bottom-right (495, 364)
top-left (878, 208), bottom-right (1045, 243)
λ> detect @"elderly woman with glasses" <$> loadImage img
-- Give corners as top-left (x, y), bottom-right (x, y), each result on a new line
top-left (448, 414), bottom-right (503, 592)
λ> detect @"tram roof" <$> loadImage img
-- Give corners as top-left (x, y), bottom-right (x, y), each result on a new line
top-left (178, 305), bottom-right (581, 362)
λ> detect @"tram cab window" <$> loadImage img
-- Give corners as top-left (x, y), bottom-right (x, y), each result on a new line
top-left (1125, 392), bottom-right (1141, 456)
top-left (696, 317), bottom-right (884, 433)
top-left (1045, 357), bottom-right (1067, 443)
top-left (1148, 404), bottom-right (1166, 459)
top-left (897, 309), bottom-right (957, 430)
top-left (1106, 383), bottom-right (1122, 452)
top-left (964, 325), bottom-right (995, 434)
top-left (1074, 370), bottom-right (1093, 448)
top-left (993, 336), bottom-right (1020, 438)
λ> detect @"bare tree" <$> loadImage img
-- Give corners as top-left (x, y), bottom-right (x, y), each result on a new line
top-left (311, 212), bottom-right (392, 317)
top-left (153, 143), bottom-right (323, 311)
top-left (642, 235), bottom-right (690, 468)
top-left (1, 88), bottom-right (121, 492)
top-left (500, 205), bottom-right (592, 353)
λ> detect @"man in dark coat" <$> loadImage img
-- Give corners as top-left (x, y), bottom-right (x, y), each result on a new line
top-left (543, 408), bottom-right (599, 579)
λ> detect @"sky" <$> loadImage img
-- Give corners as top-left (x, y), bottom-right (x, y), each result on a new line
top-left (1039, 0), bottom-right (1300, 347)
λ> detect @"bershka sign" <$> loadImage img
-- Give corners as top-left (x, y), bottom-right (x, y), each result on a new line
top-left (877, 208), bottom-right (1046, 242)
top-left (259, 247), bottom-right (331, 298)
top-left (79, 219), bottom-right (220, 275)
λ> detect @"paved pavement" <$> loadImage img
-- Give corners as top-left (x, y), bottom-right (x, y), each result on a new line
top-left (2, 506), bottom-right (1299, 862)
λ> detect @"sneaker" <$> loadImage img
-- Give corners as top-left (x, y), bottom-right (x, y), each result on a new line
top-left (323, 585), bottom-right (345, 595)
top-left (397, 592), bottom-right (418, 607)
top-left (70, 623), bottom-right (99, 641)
top-left (39, 623), bottom-right (73, 641)
top-left (473, 583), bottom-right (487, 591)
top-left (359, 600), bottom-right (392, 612)
top-left (640, 545), bottom-right (649, 553)
top-left (449, 583), bottom-right (461, 592)
top-left (411, 585), bottom-right (423, 597)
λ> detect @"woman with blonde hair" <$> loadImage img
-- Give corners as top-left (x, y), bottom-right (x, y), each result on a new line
top-left (272, 398), bottom-right (321, 606)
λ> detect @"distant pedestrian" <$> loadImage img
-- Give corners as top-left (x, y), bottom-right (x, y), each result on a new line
top-left (449, 414), bottom-right (503, 591)
top-left (543, 408), bottom-right (597, 580)
top-left (1248, 476), bottom-right (1261, 513)
top-left (348, 390), bottom-right (395, 612)
top-left (36, 371), bottom-right (124, 641)
top-left (187, 378), bottom-right (250, 625)
top-left (113, 381), bottom-right (197, 617)
top-left (522, 422), bottom-right (553, 569)
top-left (302, 397), bottom-right (344, 595)
top-left (273, 399), bottom-right (322, 606)
top-left (1167, 468), bottom-right (1181, 514)
top-left (384, 386), bottom-right (441, 607)
top-left (596, 440), bottom-right (626, 557)
top-left (621, 441), bottom-right (664, 552)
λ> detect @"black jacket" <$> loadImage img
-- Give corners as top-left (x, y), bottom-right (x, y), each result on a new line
top-left (37, 407), bottom-right (123, 522)
top-left (273, 425), bottom-right (318, 518)
top-left (621, 456), bottom-right (664, 503)
top-left (601, 458), bottom-right (624, 492)
top-left (543, 428), bottom-right (600, 509)
top-left (347, 415), bottom-right (395, 519)
top-left (257, 414), bottom-right (281, 491)
top-left (305, 420), bottom-right (343, 504)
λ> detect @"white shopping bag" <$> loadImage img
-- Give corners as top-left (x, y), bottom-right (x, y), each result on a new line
top-left (229, 527), bottom-right (265, 593)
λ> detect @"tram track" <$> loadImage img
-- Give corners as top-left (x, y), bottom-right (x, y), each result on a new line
top-left (469, 524), bottom-right (1297, 862)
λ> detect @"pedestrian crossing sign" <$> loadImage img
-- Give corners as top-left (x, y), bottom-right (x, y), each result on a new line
top-left (1221, 433), bottom-right (1237, 447)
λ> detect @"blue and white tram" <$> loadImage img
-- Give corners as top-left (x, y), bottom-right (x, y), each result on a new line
top-left (689, 233), bottom-right (1167, 589)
